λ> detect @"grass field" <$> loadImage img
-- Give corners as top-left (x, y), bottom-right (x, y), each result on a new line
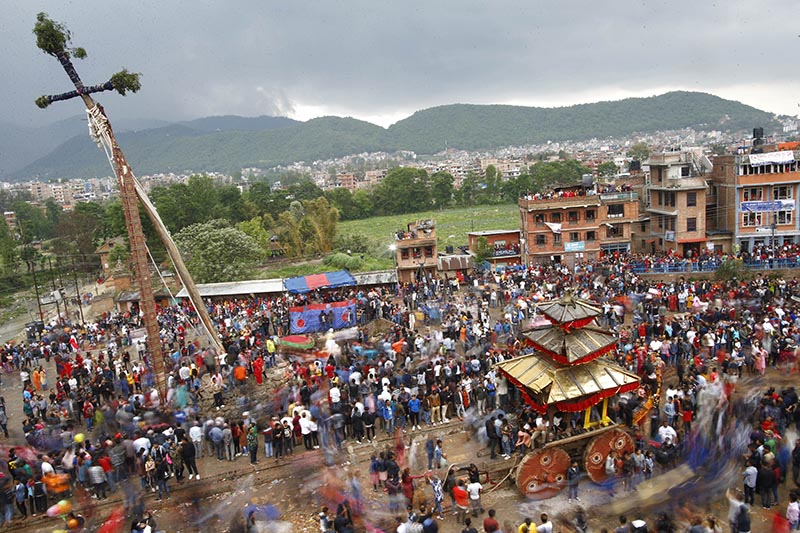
top-left (338, 203), bottom-right (519, 251)
top-left (256, 203), bottom-right (519, 278)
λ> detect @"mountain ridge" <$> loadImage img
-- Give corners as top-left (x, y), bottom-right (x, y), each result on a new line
top-left (7, 91), bottom-right (783, 181)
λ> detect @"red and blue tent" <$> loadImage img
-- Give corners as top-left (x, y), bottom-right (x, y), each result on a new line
top-left (284, 270), bottom-right (356, 294)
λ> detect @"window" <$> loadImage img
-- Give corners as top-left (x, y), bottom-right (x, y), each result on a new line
top-left (424, 246), bottom-right (433, 258)
top-left (606, 225), bottom-right (622, 238)
top-left (657, 191), bottom-right (663, 206)
top-left (666, 192), bottom-right (676, 207)
top-left (534, 214), bottom-right (545, 225)
top-left (401, 249), bottom-right (409, 260)
top-left (667, 217), bottom-right (676, 231)
top-left (586, 231), bottom-right (597, 242)
top-left (686, 218), bottom-right (697, 232)
top-left (774, 186), bottom-right (793, 200)
top-left (640, 222), bottom-right (646, 232)
top-left (743, 187), bottom-right (763, 201)
top-left (570, 232), bottom-right (580, 242)
top-left (607, 204), bottom-right (625, 218)
top-left (550, 213), bottom-right (561, 223)
top-left (568, 211), bottom-right (579, 224)
top-left (553, 233), bottom-right (562, 244)
top-left (657, 216), bottom-right (664, 229)
top-left (778, 210), bottom-right (793, 225)
top-left (686, 192), bottom-right (697, 207)
top-left (585, 210), bottom-right (596, 221)
top-left (535, 234), bottom-right (546, 246)
top-left (742, 212), bottom-right (762, 227)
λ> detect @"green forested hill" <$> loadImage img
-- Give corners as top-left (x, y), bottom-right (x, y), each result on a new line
top-left (10, 91), bottom-right (781, 180)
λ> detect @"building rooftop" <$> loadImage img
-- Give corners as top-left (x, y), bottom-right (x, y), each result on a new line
top-left (467, 229), bottom-right (520, 237)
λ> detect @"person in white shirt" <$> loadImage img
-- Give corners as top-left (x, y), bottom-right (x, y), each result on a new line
top-left (537, 513), bottom-right (553, 533)
top-left (466, 480), bottom-right (484, 516)
top-left (188, 422), bottom-right (204, 458)
top-left (657, 421), bottom-right (677, 444)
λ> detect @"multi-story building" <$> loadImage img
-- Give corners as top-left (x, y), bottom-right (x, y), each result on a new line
top-left (393, 220), bottom-right (438, 283)
top-left (336, 173), bottom-right (356, 191)
top-left (3, 212), bottom-right (16, 237)
top-left (467, 229), bottom-right (521, 268)
top-left (519, 188), bottom-right (639, 267)
top-left (646, 150), bottom-right (712, 256)
top-left (711, 144), bottom-right (800, 253)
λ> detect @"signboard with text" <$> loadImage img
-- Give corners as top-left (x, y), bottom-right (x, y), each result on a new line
top-left (564, 241), bottom-right (586, 252)
top-left (740, 200), bottom-right (795, 212)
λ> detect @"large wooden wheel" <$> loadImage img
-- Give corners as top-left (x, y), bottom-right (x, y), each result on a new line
top-left (583, 428), bottom-right (634, 483)
top-left (515, 447), bottom-right (570, 500)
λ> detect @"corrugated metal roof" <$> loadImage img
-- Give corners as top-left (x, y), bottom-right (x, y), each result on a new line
top-left (467, 229), bottom-right (520, 237)
top-left (438, 254), bottom-right (473, 271)
top-left (175, 278), bottom-right (285, 298)
top-left (351, 270), bottom-right (397, 286)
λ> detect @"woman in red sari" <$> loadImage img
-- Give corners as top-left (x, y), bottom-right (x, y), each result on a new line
top-left (253, 356), bottom-right (264, 385)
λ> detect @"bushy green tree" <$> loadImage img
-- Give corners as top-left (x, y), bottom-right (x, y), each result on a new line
top-left (430, 171), bottom-right (454, 208)
top-left (373, 167), bottom-right (431, 215)
top-left (174, 219), bottom-right (264, 283)
top-left (627, 142), bottom-right (650, 163)
top-left (596, 161), bottom-right (619, 177)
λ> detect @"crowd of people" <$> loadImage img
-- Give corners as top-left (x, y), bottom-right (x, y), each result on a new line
top-left (2, 249), bottom-right (800, 531)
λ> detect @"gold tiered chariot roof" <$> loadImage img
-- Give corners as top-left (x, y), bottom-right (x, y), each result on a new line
top-left (497, 292), bottom-right (639, 413)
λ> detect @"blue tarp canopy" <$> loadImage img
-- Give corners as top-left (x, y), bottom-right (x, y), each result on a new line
top-left (284, 270), bottom-right (356, 294)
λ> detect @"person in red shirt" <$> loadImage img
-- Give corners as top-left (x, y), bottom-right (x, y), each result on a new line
top-left (483, 509), bottom-right (500, 533)
top-left (453, 479), bottom-right (470, 524)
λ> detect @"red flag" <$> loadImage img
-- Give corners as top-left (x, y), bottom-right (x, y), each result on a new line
top-left (69, 336), bottom-right (79, 351)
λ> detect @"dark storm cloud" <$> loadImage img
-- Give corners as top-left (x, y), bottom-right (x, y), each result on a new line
top-left (3, 0), bottom-right (798, 128)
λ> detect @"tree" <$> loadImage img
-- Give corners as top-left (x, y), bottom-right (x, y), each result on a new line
top-left (596, 161), bottom-right (619, 177)
top-left (325, 188), bottom-right (358, 220)
top-left (107, 242), bottom-right (130, 270)
top-left (373, 167), bottom-right (431, 215)
top-left (473, 236), bottom-right (494, 265)
top-left (277, 202), bottom-right (305, 257)
top-left (174, 219), bottom-right (264, 283)
top-left (54, 209), bottom-right (101, 258)
top-left (351, 189), bottom-right (373, 219)
top-left (236, 217), bottom-right (272, 250)
top-left (627, 142), bottom-right (650, 163)
top-left (301, 197), bottom-right (340, 255)
top-left (430, 171), bottom-right (454, 209)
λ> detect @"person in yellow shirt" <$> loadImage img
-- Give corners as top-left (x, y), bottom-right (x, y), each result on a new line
top-left (518, 517), bottom-right (536, 533)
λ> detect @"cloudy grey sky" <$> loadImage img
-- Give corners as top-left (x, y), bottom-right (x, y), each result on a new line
top-left (3, 0), bottom-right (798, 128)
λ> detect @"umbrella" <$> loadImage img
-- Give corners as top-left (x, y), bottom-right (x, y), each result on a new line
top-left (279, 335), bottom-right (315, 350)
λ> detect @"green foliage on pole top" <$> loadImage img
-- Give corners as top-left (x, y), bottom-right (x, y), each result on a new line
top-left (35, 96), bottom-right (51, 109)
top-left (109, 69), bottom-right (142, 96)
top-left (34, 12), bottom-right (84, 59)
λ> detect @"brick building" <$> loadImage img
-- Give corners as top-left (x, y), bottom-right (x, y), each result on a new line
top-left (393, 220), bottom-right (438, 283)
top-left (518, 188), bottom-right (639, 267)
top-left (645, 150), bottom-right (713, 256)
top-left (711, 144), bottom-right (800, 254)
top-left (467, 229), bottom-right (521, 268)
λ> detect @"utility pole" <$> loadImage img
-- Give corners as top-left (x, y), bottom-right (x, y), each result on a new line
top-left (71, 257), bottom-right (85, 324)
top-left (54, 257), bottom-right (69, 322)
top-left (30, 261), bottom-right (44, 322)
top-left (47, 257), bottom-right (62, 325)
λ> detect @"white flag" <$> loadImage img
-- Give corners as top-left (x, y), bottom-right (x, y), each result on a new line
top-left (544, 222), bottom-right (562, 234)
